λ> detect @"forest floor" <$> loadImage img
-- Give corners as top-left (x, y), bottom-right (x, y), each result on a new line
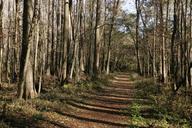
top-left (0, 73), bottom-right (191, 128)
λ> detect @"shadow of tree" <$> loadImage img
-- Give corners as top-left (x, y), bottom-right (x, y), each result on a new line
top-left (66, 101), bottom-right (131, 116)
top-left (70, 98), bottom-right (130, 111)
top-left (54, 110), bottom-right (139, 128)
top-left (1, 112), bottom-right (69, 128)
top-left (80, 94), bottom-right (151, 105)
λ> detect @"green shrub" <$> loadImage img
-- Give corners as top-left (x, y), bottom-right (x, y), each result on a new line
top-left (32, 113), bottom-right (44, 120)
top-left (131, 103), bottom-right (142, 118)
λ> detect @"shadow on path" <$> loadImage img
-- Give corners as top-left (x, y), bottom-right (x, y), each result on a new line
top-left (54, 73), bottom-right (152, 127)
top-left (55, 110), bottom-right (138, 128)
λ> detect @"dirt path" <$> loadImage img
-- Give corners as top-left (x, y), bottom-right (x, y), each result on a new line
top-left (2, 73), bottom-right (189, 128)
top-left (39, 73), bottom-right (147, 128)
top-left (2, 73), bottom-right (152, 128)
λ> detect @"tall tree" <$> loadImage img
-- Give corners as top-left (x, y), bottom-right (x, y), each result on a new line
top-left (106, 0), bottom-right (120, 75)
top-left (135, 0), bottom-right (141, 75)
top-left (159, 0), bottom-right (167, 82)
top-left (0, 0), bottom-right (3, 85)
top-left (93, 0), bottom-right (101, 76)
top-left (63, 0), bottom-right (72, 81)
top-left (18, 0), bottom-right (38, 99)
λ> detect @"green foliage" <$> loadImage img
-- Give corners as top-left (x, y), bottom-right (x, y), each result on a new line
top-left (61, 74), bottom-right (110, 94)
top-left (146, 118), bottom-right (169, 128)
top-left (77, 74), bottom-right (110, 92)
top-left (130, 103), bottom-right (142, 118)
top-left (130, 103), bottom-right (147, 127)
top-left (32, 113), bottom-right (44, 120)
top-left (63, 83), bottom-right (73, 89)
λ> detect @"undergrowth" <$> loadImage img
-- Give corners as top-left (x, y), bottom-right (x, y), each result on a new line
top-left (62, 74), bottom-right (111, 95)
top-left (131, 78), bottom-right (192, 128)
top-left (0, 74), bottom-right (111, 127)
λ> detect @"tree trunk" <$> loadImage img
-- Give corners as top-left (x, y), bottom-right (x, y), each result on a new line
top-left (106, 0), bottom-right (120, 75)
top-left (160, 0), bottom-right (167, 82)
top-left (88, 0), bottom-right (95, 77)
top-left (170, 0), bottom-right (179, 92)
top-left (63, 0), bottom-right (71, 81)
top-left (153, 2), bottom-right (157, 79)
top-left (93, 0), bottom-right (101, 76)
top-left (135, 0), bottom-right (141, 75)
top-left (18, 0), bottom-right (38, 99)
top-left (189, 0), bottom-right (192, 88)
top-left (0, 0), bottom-right (3, 84)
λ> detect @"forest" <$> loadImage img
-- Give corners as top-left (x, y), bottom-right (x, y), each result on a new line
top-left (0, 0), bottom-right (192, 127)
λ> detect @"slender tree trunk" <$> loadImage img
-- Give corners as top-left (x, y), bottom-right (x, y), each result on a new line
top-left (106, 0), bottom-right (120, 75)
top-left (88, 0), bottom-right (95, 77)
top-left (56, 0), bottom-right (61, 77)
top-left (63, 0), bottom-right (71, 81)
top-left (153, 2), bottom-right (157, 79)
top-left (102, 0), bottom-right (107, 72)
top-left (79, 0), bottom-right (85, 72)
top-left (165, 0), bottom-right (170, 83)
top-left (34, 0), bottom-right (40, 85)
top-left (51, 0), bottom-right (55, 75)
top-left (189, 0), bottom-right (192, 88)
top-left (46, 0), bottom-right (51, 75)
top-left (93, 0), bottom-right (101, 76)
top-left (160, 0), bottom-right (167, 82)
top-left (13, 0), bottom-right (20, 83)
top-left (135, 0), bottom-right (141, 75)
top-left (171, 0), bottom-right (179, 92)
top-left (0, 0), bottom-right (3, 84)
top-left (183, 0), bottom-right (189, 99)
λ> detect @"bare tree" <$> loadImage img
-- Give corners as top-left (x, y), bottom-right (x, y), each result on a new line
top-left (18, 0), bottom-right (39, 99)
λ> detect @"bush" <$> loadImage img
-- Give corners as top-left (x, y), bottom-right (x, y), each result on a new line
top-left (135, 79), bottom-right (160, 100)
top-left (32, 113), bottom-right (44, 120)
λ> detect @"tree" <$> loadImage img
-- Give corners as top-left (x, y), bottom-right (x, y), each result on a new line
top-left (18, 0), bottom-right (38, 99)
top-left (0, 0), bottom-right (3, 85)
top-left (135, 0), bottom-right (141, 75)
top-left (106, 0), bottom-right (120, 75)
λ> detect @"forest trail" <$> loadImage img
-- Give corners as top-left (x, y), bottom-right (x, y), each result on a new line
top-left (2, 73), bottom-right (156, 128)
top-left (39, 73), bottom-right (150, 128)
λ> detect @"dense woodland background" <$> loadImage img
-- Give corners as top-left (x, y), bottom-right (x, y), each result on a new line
top-left (0, 0), bottom-right (192, 127)
top-left (0, 0), bottom-right (131, 99)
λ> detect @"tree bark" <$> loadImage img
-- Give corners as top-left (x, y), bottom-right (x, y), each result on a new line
top-left (135, 0), bottom-right (142, 75)
top-left (106, 0), bottom-right (120, 75)
top-left (93, 0), bottom-right (101, 76)
top-left (18, 0), bottom-right (38, 99)
top-left (0, 0), bottom-right (3, 84)
top-left (159, 0), bottom-right (167, 82)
